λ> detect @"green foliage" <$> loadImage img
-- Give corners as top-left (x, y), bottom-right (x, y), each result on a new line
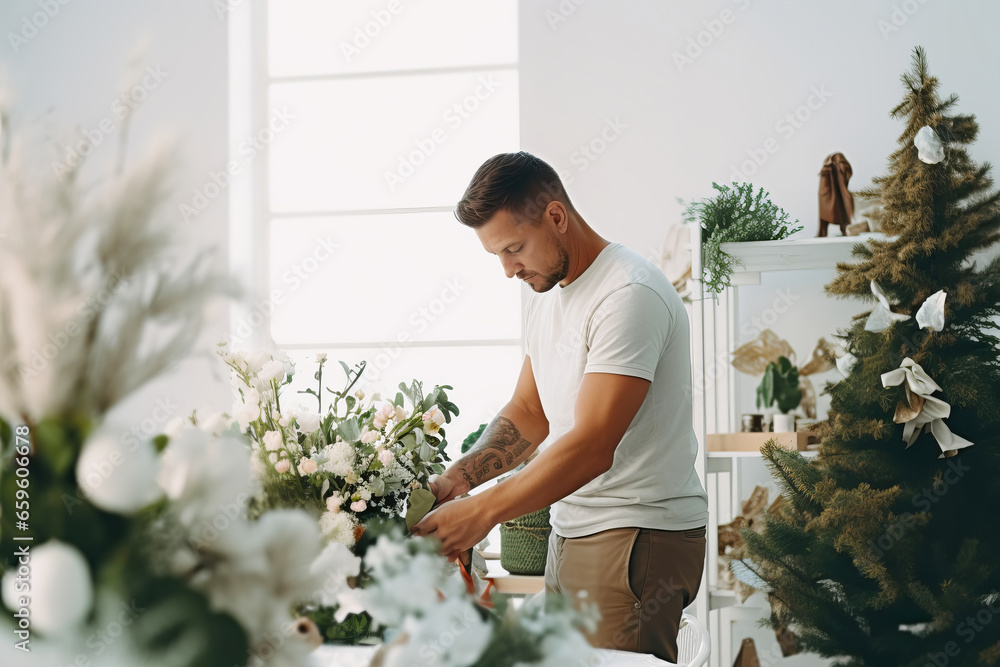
top-left (738, 47), bottom-right (1000, 666)
top-left (685, 181), bottom-right (802, 293)
top-left (756, 356), bottom-right (803, 414)
top-left (461, 422), bottom-right (488, 454)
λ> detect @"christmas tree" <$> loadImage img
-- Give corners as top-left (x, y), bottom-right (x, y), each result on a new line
top-left (738, 47), bottom-right (1000, 666)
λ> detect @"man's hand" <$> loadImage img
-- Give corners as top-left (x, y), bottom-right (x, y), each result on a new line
top-left (428, 472), bottom-right (471, 505)
top-left (411, 493), bottom-right (494, 561)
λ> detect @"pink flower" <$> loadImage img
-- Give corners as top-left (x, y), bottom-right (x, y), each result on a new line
top-left (377, 449), bottom-right (394, 466)
top-left (275, 459), bottom-right (291, 474)
top-left (372, 402), bottom-right (395, 429)
top-left (326, 493), bottom-right (343, 513)
top-left (350, 500), bottom-right (367, 512)
top-left (394, 405), bottom-right (408, 422)
top-left (298, 458), bottom-right (319, 475)
top-left (360, 429), bottom-right (379, 444)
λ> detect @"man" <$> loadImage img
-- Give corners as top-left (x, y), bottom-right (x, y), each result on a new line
top-left (411, 151), bottom-right (708, 662)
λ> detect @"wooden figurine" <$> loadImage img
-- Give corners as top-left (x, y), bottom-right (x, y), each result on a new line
top-left (818, 152), bottom-right (855, 237)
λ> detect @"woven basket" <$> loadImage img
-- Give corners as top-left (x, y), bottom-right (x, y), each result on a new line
top-left (500, 505), bottom-right (551, 575)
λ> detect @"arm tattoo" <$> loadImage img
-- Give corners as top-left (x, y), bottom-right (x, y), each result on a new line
top-left (457, 416), bottom-right (533, 487)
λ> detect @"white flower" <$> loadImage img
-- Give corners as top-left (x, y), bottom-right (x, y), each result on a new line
top-left (358, 488), bottom-right (372, 501)
top-left (321, 441), bottom-right (356, 477)
top-left (2, 540), bottom-right (92, 636)
top-left (244, 349), bottom-right (272, 374)
top-left (392, 598), bottom-right (492, 667)
top-left (76, 430), bottom-right (164, 515)
top-left (157, 430), bottom-right (251, 528)
top-left (233, 399), bottom-right (261, 431)
top-left (319, 510), bottom-right (358, 548)
top-left (278, 410), bottom-right (294, 428)
top-left (258, 359), bottom-right (286, 383)
top-left (268, 452), bottom-right (278, 464)
top-left (298, 458), bottom-right (319, 476)
top-left (422, 406), bottom-right (445, 427)
top-left (372, 402), bottom-right (395, 429)
top-left (354, 388), bottom-right (365, 400)
top-left (309, 542), bottom-right (362, 613)
top-left (164, 416), bottom-right (187, 439)
top-left (315, 352), bottom-right (328, 363)
top-left (295, 410), bottom-right (322, 434)
top-left (262, 430), bottom-right (283, 452)
top-left (350, 500), bottom-right (367, 512)
top-left (275, 459), bottom-right (291, 474)
top-left (199, 412), bottom-right (229, 436)
top-left (360, 429), bottom-right (379, 444)
top-left (394, 405), bottom-right (409, 423)
top-left (371, 392), bottom-right (382, 402)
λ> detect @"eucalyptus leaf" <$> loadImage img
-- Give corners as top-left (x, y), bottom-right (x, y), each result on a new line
top-left (320, 478), bottom-right (330, 498)
top-left (337, 417), bottom-right (361, 442)
top-left (405, 488), bottom-right (437, 530)
top-left (339, 360), bottom-right (351, 378)
top-left (418, 442), bottom-right (434, 461)
top-left (370, 478), bottom-right (385, 496)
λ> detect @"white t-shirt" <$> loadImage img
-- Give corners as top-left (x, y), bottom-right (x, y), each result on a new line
top-left (524, 241), bottom-right (708, 538)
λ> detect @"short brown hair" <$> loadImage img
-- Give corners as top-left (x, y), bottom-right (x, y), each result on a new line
top-left (454, 151), bottom-right (575, 228)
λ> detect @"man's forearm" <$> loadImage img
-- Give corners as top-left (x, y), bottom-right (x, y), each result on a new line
top-left (447, 403), bottom-right (548, 490)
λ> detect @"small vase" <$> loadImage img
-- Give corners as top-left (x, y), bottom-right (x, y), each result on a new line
top-left (772, 413), bottom-right (796, 433)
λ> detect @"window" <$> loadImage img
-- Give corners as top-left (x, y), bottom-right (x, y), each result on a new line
top-left (235, 0), bottom-right (523, 458)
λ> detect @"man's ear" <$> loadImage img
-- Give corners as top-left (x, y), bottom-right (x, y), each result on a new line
top-left (547, 201), bottom-right (570, 233)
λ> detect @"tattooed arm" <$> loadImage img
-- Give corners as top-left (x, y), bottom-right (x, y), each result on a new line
top-left (430, 356), bottom-right (549, 504)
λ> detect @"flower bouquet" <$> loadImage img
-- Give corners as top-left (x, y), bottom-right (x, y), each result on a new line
top-left (217, 346), bottom-right (460, 644)
top-left (219, 346), bottom-right (459, 548)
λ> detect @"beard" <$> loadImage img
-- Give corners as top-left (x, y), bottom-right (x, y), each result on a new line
top-left (526, 242), bottom-right (570, 292)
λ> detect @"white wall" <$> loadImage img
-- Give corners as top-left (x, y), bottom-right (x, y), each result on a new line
top-left (519, 0), bottom-right (1000, 664)
top-left (1, 0), bottom-right (231, 434)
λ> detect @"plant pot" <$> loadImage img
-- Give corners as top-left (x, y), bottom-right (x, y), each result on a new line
top-left (772, 413), bottom-right (796, 433)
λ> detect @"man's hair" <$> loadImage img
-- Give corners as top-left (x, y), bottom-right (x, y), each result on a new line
top-left (454, 151), bottom-right (575, 228)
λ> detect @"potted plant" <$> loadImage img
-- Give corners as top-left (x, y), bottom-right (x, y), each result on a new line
top-left (756, 356), bottom-right (802, 432)
top-left (684, 182), bottom-right (803, 294)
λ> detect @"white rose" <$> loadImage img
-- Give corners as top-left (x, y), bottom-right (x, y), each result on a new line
top-left (244, 349), bottom-right (272, 374)
top-left (258, 359), bottom-right (286, 383)
top-left (298, 458), bottom-right (319, 475)
top-left (275, 459), bottom-right (291, 473)
top-left (377, 449), bottom-right (394, 466)
top-left (296, 411), bottom-right (322, 434)
top-left (316, 352), bottom-right (328, 363)
top-left (359, 488), bottom-right (371, 501)
top-left (263, 430), bottom-right (283, 452)
top-left (233, 401), bottom-right (260, 431)
top-left (360, 429), bottom-right (379, 444)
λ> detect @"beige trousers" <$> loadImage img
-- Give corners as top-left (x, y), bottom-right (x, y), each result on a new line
top-left (544, 525), bottom-right (707, 663)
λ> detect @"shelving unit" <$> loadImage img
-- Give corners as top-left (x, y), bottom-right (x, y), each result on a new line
top-left (688, 226), bottom-right (886, 667)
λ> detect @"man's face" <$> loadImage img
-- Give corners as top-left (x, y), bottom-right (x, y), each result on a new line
top-left (474, 208), bottom-right (570, 292)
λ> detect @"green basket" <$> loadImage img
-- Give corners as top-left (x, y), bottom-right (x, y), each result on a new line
top-left (500, 505), bottom-right (552, 575)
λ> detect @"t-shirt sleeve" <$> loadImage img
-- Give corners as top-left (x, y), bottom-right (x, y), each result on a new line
top-left (584, 284), bottom-right (672, 381)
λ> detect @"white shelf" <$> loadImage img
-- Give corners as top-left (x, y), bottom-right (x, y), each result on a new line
top-left (707, 448), bottom-right (818, 473)
top-left (720, 233), bottom-right (893, 285)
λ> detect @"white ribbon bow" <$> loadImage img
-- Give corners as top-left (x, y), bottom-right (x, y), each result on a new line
top-left (880, 358), bottom-right (973, 457)
top-left (865, 282), bottom-right (948, 333)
